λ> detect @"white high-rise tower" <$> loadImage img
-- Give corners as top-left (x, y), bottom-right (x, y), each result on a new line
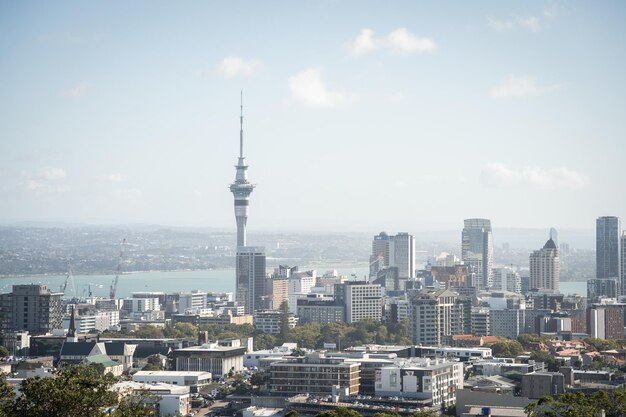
top-left (229, 92), bottom-right (255, 247)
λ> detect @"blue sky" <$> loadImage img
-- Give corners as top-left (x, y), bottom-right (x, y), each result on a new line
top-left (1, 1), bottom-right (625, 232)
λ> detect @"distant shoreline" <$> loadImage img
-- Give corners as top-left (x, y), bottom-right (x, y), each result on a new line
top-left (0, 263), bottom-right (370, 279)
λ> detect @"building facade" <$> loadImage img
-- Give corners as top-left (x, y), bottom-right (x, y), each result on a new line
top-left (0, 284), bottom-right (63, 336)
top-left (334, 281), bottom-right (383, 323)
top-left (408, 288), bottom-right (463, 345)
top-left (461, 219), bottom-right (494, 290)
top-left (596, 216), bottom-right (621, 283)
top-left (236, 247), bottom-right (267, 314)
top-left (529, 237), bottom-right (560, 291)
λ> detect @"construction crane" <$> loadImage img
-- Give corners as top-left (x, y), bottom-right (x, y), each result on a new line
top-left (60, 260), bottom-right (76, 298)
top-left (109, 238), bottom-right (126, 299)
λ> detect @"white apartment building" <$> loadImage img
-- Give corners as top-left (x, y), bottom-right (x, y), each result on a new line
top-left (287, 271), bottom-right (316, 313)
top-left (122, 298), bottom-right (160, 313)
top-left (254, 310), bottom-right (298, 334)
top-left (335, 281), bottom-right (383, 323)
top-left (178, 291), bottom-right (208, 313)
top-left (376, 358), bottom-right (464, 407)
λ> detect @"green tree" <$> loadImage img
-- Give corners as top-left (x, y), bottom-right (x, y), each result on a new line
top-left (488, 339), bottom-right (524, 357)
top-left (250, 371), bottom-right (266, 386)
top-left (165, 322), bottom-right (198, 339)
top-left (285, 411), bottom-right (298, 417)
top-left (142, 355), bottom-right (163, 371)
top-left (287, 323), bottom-right (321, 349)
top-left (315, 407), bottom-right (363, 417)
top-left (112, 389), bottom-right (160, 417)
top-left (254, 333), bottom-right (278, 350)
top-left (0, 346), bottom-right (9, 358)
top-left (0, 373), bottom-right (16, 417)
top-left (12, 364), bottom-right (119, 417)
top-left (373, 412), bottom-right (402, 417)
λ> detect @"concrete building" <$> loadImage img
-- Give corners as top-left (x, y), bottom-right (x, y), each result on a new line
top-left (587, 303), bottom-right (625, 339)
top-left (122, 298), bottom-right (160, 314)
top-left (587, 278), bottom-right (620, 301)
top-left (596, 216), bottom-right (621, 284)
top-left (0, 284), bottom-right (63, 336)
top-left (521, 372), bottom-right (565, 399)
top-left (243, 343), bottom-right (297, 369)
top-left (530, 237), bottom-right (560, 292)
top-left (115, 381), bottom-right (190, 417)
top-left (254, 309), bottom-right (297, 334)
top-left (471, 308), bottom-right (490, 336)
top-left (297, 294), bottom-right (345, 324)
top-left (172, 341), bottom-right (246, 378)
top-left (390, 233), bottom-right (416, 278)
top-left (375, 358), bottom-right (463, 407)
top-left (62, 310), bottom-right (120, 333)
top-left (462, 219), bottom-right (494, 290)
top-left (492, 267), bottom-right (521, 294)
top-left (490, 309), bottom-right (525, 339)
top-left (236, 246), bottom-right (267, 314)
top-left (268, 277), bottom-right (289, 310)
top-left (178, 291), bottom-right (208, 313)
top-left (335, 281), bottom-right (383, 323)
top-left (132, 371), bottom-right (212, 392)
top-left (287, 270), bottom-right (316, 313)
top-left (431, 265), bottom-right (470, 290)
top-left (269, 351), bottom-right (360, 396)
top-left (408, 288), bottom-right (464, 345)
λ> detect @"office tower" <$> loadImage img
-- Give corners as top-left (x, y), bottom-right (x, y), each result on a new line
top-left (462, 218), bottom-right (494, 288)
top-left (587, 278), bottom-right (620, 301)
top-left (0, 284), bottom-right (63, 336)
top-left (596, 216), bottom-right (621, 280)
top-left (587, 304), bottom-right (625, 340)
top-left (334, 281), bottom-right (383, 323)
top-left (236, 247), bottom-right (266, 314)
top-left (370, 232), bottom-right (415, 279)
top-left (529, 237), bottom-right (560, 292)
top-left (622, 232), bottom-right (626, 296)
top-left (230, 95), bottom-right (255, 247)
top-left (390, 232), bottom-right (416, 278)
top-left (462, 219), bottom-right (494, 289)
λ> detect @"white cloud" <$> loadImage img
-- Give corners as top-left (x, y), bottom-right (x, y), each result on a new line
top-left (215, 56), bottom-right (260, 78)
top-left (99, 173), bottom-right (126, 182)
top-left (39, 167), bottom-right (67, 180)
top-left (386, 28), bottom-right (437, 54)
top-left (491, 75), bottom-right (560, 98)
top-left (346, 29), bottom-right (378, 57)
top-left (488, 14), bottom-right (544, 33)
top-left (345, 28), bottom-right (436, 57)
top-left (62, 81), bottom-right (93, 99)
top-left (481, 163), bottom-right (589, 190)
top-left (288, 68), bottom-right (355, 108)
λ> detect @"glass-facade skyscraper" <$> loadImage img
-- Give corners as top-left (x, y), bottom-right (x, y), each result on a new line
top-left (462, 218), bottom-right (494, 290)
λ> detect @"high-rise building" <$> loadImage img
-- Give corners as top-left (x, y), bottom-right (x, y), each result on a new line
top-left (492, 266), bottom-right (521, 293)
top-left (529, 237), bottom-right (560, 292)
top-left (236, 246), bottom-right (266, 314)
top-left (390, 232), bottom-right (416, 278)
top-left (334, 281), bottom-right (383, 323)
top-left (622, 231), bottom-right (626, 296)
top-left (0, 284), bottom-right (63, 336)
top-left (229, 95), bottom-right (255, 247)
top-left (369, 232), bottom-right (415, 279)
top-left (408, 288), bottom-right (464, 345)
top-left (461, 219), bottom-right (494, 289)
top-left (596, 216), bottom-right (621, 281)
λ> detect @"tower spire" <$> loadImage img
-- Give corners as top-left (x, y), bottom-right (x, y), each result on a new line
top-left (239, 90), bottom-right (244, 159)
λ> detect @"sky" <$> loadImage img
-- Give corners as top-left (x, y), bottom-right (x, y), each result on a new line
top-left (1, 1), bottom-right (625, 233)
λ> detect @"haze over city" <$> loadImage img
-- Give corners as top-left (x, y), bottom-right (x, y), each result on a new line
top-left (1, 1), bottom-right (625, 232)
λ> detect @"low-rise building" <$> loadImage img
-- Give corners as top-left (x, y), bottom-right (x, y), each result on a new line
top-left (244, 343), bottom-right (297, 369)
top-left (297, 295), bottom-right (345, 324)
top-left (375, 358), bottom-right (463, 407)
top-left (521, 372), bottom-right (565, 399)
top-left (172, 342), bottom-right (245, 378)
top-left (269, 351), bottom-right (360, 396)
top-left (132, 371), bottom-right (212, 392)
top-left (254, 310), bottom-right (297, 334)
top-left (412, 346), bottom-right (492, 362)
top-left (115, 381), bottom-right (190, 417)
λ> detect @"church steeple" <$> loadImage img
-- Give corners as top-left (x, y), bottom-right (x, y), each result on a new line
top-left (67, 306), bottom-right (77, 341)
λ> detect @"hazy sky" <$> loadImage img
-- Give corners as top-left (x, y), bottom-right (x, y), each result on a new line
top-left (1, 1), bottom-right (625, 232)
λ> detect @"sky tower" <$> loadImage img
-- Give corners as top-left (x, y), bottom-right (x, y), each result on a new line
top-left (229, 92), bottom-right (255, 247)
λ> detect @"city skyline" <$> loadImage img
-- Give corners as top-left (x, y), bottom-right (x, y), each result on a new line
top-left (1, 2), bottom-right (626, 231)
